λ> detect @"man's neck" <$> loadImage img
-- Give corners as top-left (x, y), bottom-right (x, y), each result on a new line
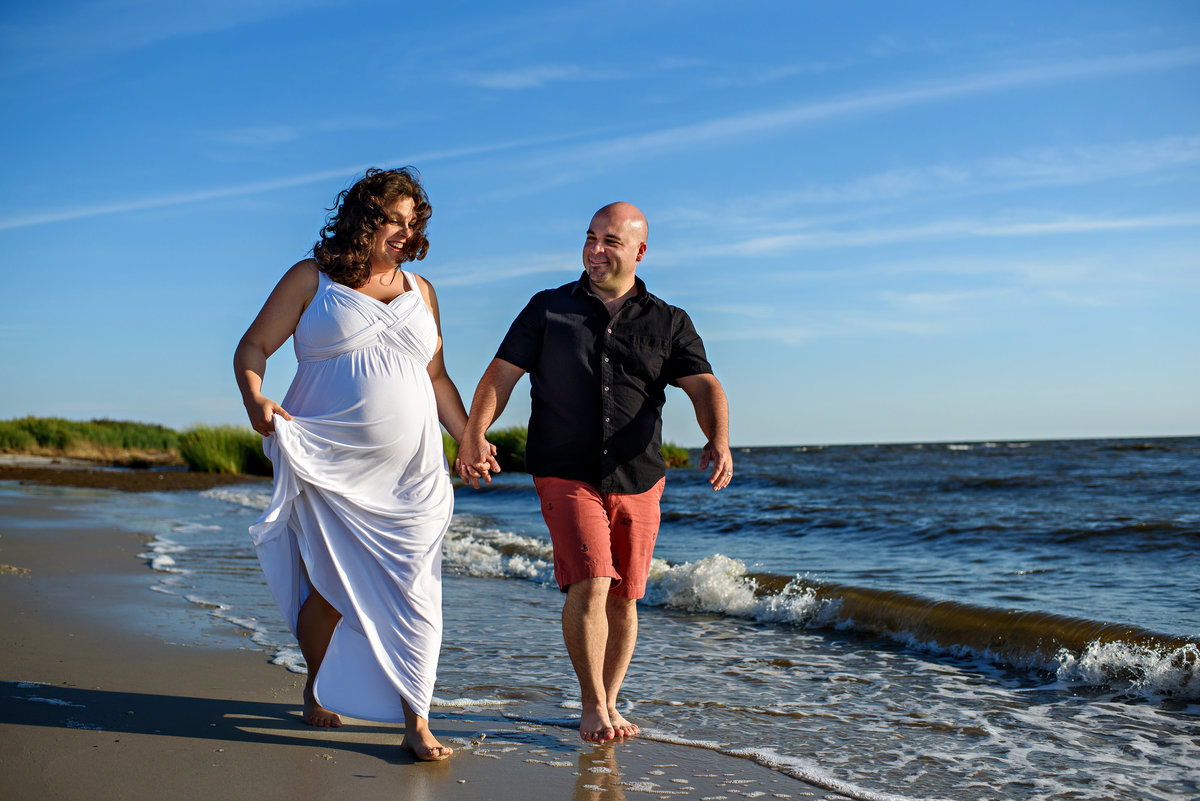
top-left (588, 278), bottom-right (638, 305)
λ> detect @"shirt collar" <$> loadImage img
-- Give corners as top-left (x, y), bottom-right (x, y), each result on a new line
top-left (572, 271), bottom-right (653, 306)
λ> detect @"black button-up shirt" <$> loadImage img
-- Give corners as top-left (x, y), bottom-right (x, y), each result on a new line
top-left (496, 272), bottom-right (713, 493)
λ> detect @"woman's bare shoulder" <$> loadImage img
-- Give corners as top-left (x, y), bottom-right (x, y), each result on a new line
top-left (409, 271), bottom-right (438, 307)
top-left (281, 258), bottom-right (320, 293)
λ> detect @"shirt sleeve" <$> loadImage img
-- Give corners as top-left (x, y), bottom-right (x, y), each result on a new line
top-left (495, 292), bottom-right (547, 373)
top-left (664, 307), bottom-right (713, 384)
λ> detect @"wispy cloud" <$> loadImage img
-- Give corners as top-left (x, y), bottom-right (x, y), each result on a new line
top-left (0, 134), bottom-right (575, 231)
top-left (704, 311), bottom-right (940, 346)
top-left (453, 64), bottom-right (621, 90)
top-left (2, 0), bottom-right (341, 76)
top-left (879, 288), bottom-right (1015, 314)
top-left (518, 48), bottom-right (1200, 170)
top-left (719, 212), bottom-right (1200, 256)
top-left (983, 135), bottom-right (1200, 185)
top-left (774, 134), bottom-right (1200, 206)
top-left (212, 117), bottom-right (395, 148)
top-left (690, 303), bottom-right (778, 319)
top-left (434, 255), bottom-right (568, 287)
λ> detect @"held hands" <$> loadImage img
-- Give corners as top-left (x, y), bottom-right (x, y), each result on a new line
top-left (700, 439), bottom-right (734, 491)
top-left (245, 394), bottom-right (292, 436)
top-left (454, 434), bottom-right (501, 489)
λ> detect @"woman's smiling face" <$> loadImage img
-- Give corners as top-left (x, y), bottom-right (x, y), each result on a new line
top-left (370, 196), bottom-right (417, 269)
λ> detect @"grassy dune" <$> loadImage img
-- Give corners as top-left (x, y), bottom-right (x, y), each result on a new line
top-left (2, 417), bottom-right (690, 475)
top-left (0, 417), bottom-right (183, 467)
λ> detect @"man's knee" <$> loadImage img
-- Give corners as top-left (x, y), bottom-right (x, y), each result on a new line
top-left (566, 577), bottom-right (614, 606)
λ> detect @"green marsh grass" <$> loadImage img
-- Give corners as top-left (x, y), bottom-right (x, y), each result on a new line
top-left (3, 417), bottom-right (693, 475)
top-left (177, 425), bottom-right (272, 475)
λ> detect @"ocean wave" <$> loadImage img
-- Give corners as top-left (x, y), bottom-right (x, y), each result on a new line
top-left (442, 518), bottom-right (554, 582)
top-left (939, 474), bottom-right (1051, 491)
top-left (1051, 519), bottom-right (1200, 545)
top-left (441, 521), bottom-right (1199, 699)
top-left (202, 485), bottom-right (270, 511)
top-left (197, 467), bottom-right (1200, 699)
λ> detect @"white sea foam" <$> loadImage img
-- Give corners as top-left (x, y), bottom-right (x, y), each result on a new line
top-left (643, 554), bottom-right (831, 627)
top-left (138, 536), bottom-right (189, 574)
top-left (183, 594), bottom-right (227, 610)
top-left (202, 486), bottom-right (271, 511)
top-left (270, 647), bottom-right (308, 674)
top-left (441, 522), bottom-right (554, 582)
top-left (642, 730), bottom-right (947, 801)
top-left (430, 695), bottom-right (519, 708)
top-left (1054, 639), bottom-right (1200, 699)
top-left (172, 521), bottom-right (222, 534)
top-left (18, 696), bottom-right (84, 708)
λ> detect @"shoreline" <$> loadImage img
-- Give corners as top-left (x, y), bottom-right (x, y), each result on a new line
top-left (0, 478), bottom-right (824, 800)
top-left (0, 461), bottom-right (268, 493)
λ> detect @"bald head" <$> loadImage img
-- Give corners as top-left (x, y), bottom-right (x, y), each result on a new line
top-left (583, 202), bottom-right (649, 298)
top-left (592, 202), bottom-right (648, 245)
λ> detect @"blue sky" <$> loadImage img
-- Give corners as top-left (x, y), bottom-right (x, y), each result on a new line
top-left (2, 1), bottom-right (1197, 446)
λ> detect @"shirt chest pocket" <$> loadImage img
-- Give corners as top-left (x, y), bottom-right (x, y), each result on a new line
top-left (606, 334), bottom-right (669, 382)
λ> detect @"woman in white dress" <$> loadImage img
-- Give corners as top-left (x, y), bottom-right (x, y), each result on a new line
top-left (233, 168), bottom-right (487, 761)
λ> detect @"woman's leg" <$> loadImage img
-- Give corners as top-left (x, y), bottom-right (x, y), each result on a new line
top-left (400, 697), bottom-right (453, 761)
top-left (297, 587), bottom-right (343, 727)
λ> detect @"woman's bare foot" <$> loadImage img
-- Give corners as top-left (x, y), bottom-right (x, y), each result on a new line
top-left (302, 682), bottom-right (342, 728)
top-left (608, 709), bottom-right (639, 738)
top-left (401, 729), bottom-right (453, 761)
top-left (580, 703), bottom-right (616, 743)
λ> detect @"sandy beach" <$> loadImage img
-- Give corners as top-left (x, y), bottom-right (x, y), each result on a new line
top-left (0, 473), bottom-right (826, 801)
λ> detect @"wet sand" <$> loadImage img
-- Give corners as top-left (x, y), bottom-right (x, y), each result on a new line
top-left (0, 478), bottom-right (827, 801)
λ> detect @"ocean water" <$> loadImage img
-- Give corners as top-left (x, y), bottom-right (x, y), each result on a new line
top-left (17, 436), bottom-right (1200, 800)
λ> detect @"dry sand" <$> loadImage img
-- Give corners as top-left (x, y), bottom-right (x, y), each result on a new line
top-left (0, 478), bottom-right (830, 801)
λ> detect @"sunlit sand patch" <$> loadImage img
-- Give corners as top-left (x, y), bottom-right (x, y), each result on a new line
top-left (0, 564), bottom-right (31, 575)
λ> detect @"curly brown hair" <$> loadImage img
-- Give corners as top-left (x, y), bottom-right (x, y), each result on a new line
top-left (312, 167), bottom-right (432, 288)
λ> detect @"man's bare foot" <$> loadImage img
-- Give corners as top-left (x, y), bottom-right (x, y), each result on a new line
top-left (580, 704), bottom-right (616, 743)
top-left (608, 709), bottom-right (639, 738)
top-left (302, 684), bottom-right (342, 728)
top-left (401, 730), bottom-right (453, 761)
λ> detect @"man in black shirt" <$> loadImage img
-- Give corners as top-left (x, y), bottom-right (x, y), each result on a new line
top-left (457, 201), bottom-right (732, 743)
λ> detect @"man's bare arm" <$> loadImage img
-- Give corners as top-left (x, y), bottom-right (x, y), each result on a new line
top-left (677, 373), bottom-right (733, 491)
top-left (458, 358), bottom-right (526, 485)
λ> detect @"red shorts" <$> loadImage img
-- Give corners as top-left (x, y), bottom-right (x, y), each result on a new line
top-left (533, 476), bottom-right (666, 600)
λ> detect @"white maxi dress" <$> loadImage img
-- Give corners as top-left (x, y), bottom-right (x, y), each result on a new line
top-left (249, 269), bottom-right (452, 722)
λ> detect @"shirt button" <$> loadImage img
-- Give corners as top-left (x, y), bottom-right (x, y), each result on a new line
top-left (604, 356), bottom-right (610, 363)
top-left (605, 417), bottom-right (610, 423)
top-left (603, 449), bottom-right (608, 455)
top-left (607, 328), bottom-right (613, 334)
top-left (603, 386), bottom-right (610, 392)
